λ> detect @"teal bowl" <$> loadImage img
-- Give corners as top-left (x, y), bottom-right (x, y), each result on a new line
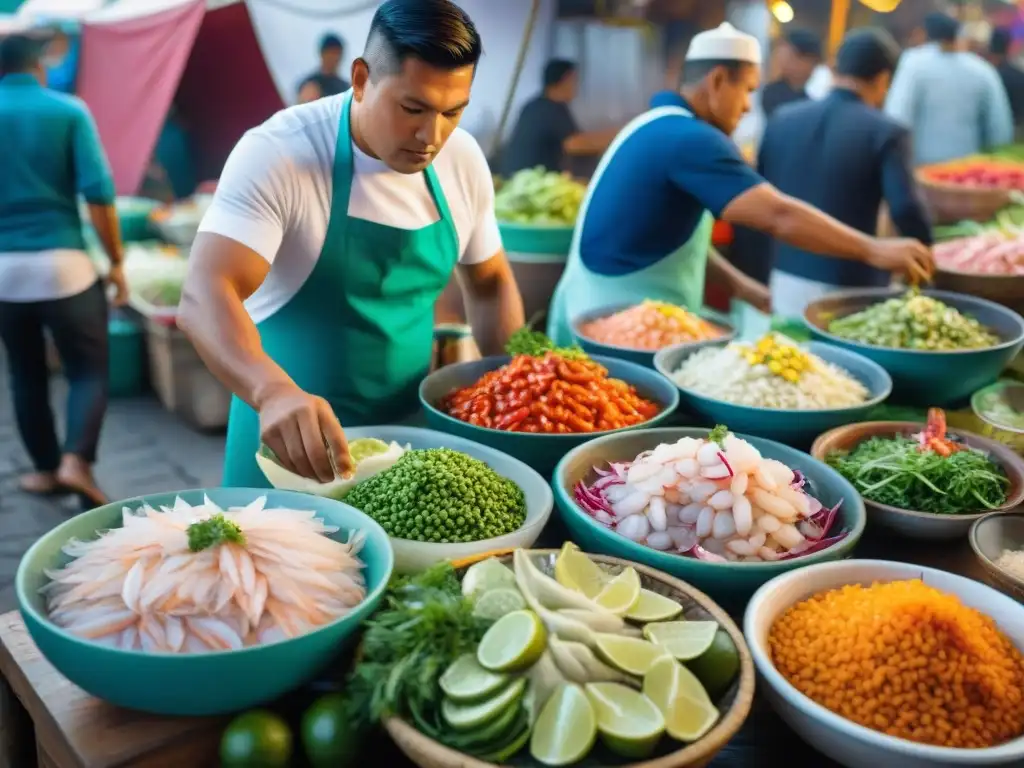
top-left (419, 355), bottom-right (680, 475)
top-left (498, 221), bottom-right (574, 255)
top-left (571, 303), bottom-right (736, 368)
top-left (553, 428), bottom-right (866, 605)
top-left (16, 488), bottom-right (394, 716)
top-left (653, 340), bottom-right (892, 448)
top-left (804, 288), bottom-right (1024, 406)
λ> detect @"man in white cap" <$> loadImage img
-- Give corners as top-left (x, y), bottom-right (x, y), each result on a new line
top-left (546, 23), bottom-right (933, 344)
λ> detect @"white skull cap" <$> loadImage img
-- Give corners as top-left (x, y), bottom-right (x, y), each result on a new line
top-left (685, 22), bottom-right (762, 66)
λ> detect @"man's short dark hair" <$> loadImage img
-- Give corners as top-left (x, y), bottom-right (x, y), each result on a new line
top-left (0, 34), bottom-right (43, 75)
top-left (783, 28), bottom-right (823, 60)
top-left (543, 59), bottom-right (576, 89)
top-left (363, 0), bottom-right (482, 80)
top-left (320, 33), bottom-right (344, 53)
top-left (991, 27), bottom-right (1013, 57)
top-left (836, 28), bottom-right (901, 80)
top-left (924, 12), bottom-right (960, 44)
top-left (681, 59), bottom-right (747, 86)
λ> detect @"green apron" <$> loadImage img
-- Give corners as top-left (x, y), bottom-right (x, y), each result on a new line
top-left (221, 93), bottom-right (460, 487)
top-left (546, 105), bottom-right (714, 347)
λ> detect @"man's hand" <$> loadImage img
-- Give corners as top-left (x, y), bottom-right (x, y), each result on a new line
top-left (866, 238), bottom-right (934, 285)
top-left (106, 264), bottom-right (129, 307)
top-left (732, 275), bottom-right (772, 314)
top-left (257, 382), bottom-right (352, 482)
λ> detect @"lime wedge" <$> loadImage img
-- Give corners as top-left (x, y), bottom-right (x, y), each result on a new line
top-left (594, 634), bottom-right (671, 676)
top-left (594, 567), bottom-right (641, 615)
top-left (643, 656), bottom-right (713, 711)
top-left (477, 610), bottom-right (547, 672)
top-left (441, 678), bottom-right (527, 731)
top-left (348, 438), bottom-right (390, 463)
top-left (625, 589), bottom-right (684, 622)
top-left (584, 682), bottom-right (665, 759)
top-left (479, 722), bottom-right (531, 763)
top-left (440, 654), bottom-right (510, 702)
top-left (686, 629), bottom-right (741, 699)
top-left (643, 621), bottom-right (719, 661)
top-left (664, 693), bottom-right (719, 742)
top-left (554, 542), bottom-right (607, 598)
top-left (530, 684), bottom-right (597, 766)
top-left (473, 587), bottom-right (526, 621)
top-left (462, 557), bottom-right (517, 597)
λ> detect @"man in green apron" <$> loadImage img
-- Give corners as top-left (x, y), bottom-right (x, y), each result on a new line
top-left (547, 23), bottom-right (934, 346)
top-left (178, 0), bottom-right (524, 487)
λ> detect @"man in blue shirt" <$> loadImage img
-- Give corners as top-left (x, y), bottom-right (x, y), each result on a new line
top-left (759, 29), bottom-right (934, 318)
top-left (0, 35), bottom-right (127, 508)
top-left (547, 23), bottom-right (933, 345)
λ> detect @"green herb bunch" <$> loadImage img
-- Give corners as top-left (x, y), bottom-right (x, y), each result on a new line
top-left (186, 514), bottom-right (245, 552)
top-left (827, 436), bottom-right (1009, 515)
top-left (505, 321), bottom-right (588, 361)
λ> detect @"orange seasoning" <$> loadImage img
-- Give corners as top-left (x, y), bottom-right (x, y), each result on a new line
top-left (769, 580), bottom-right (1024, 749)
top-left (441, 352), bottom-right (661, 433)
top-left (577, 300), bottom-right (723, 351)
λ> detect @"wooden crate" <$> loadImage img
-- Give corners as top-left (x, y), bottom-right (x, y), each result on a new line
top-left (0, 612), bottom-right (222, 767)
top-left (145, 318), bottom-right (230, 431)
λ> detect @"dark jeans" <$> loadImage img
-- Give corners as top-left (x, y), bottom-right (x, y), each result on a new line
top-left (0, 281), bottom-right (109, 471)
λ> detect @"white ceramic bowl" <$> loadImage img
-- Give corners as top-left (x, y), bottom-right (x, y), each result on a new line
top-left (342, 426), bottom-right (553, 574)
top-left (744, 559), bottom-right (1024, 767)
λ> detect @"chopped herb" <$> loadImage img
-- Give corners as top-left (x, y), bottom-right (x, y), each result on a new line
top-left (186, 514), bottom-right (245, 552)
top-left (505, 316), bottom-right (588, 361)
top-left (708, 424), bottom-right (729, 447)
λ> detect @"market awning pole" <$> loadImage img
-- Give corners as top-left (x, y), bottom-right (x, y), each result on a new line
top-left (490, 0), bottom-right (542, 161)
top-left (829, 0), bottom-right (852, 59)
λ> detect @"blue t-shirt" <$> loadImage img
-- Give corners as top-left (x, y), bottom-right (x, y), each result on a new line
top-left (579, 91), bottom-right (762, 276)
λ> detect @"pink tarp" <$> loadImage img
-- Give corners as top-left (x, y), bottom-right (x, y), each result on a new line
top-left (78, 0), bottom-right (206, 195)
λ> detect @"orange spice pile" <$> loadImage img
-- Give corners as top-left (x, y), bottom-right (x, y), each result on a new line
top-left (769, 579), bottom-right (1024, 749)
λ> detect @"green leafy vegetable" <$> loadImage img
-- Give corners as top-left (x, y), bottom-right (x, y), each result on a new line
top-left (186, 514), bottom-right (245, 552)
top-left (505, 323), bottom-right (588, 361)
top-left (826, 436), bottom-right (1009, 515)
top-left (345, 563), bottom-right (491, 732)
top-left (708, 424), bottom-right (729, 447)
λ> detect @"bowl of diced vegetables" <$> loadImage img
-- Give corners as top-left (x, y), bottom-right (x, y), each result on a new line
top-left (552, 427), bottom-right (866, 606)
top-left (254, 426), bottom-right (553, 575)
top-left (811, 410), bottom-right (1024, 540)
top-left (804, 288), bottom-right (1024, 406)
top-left (653, 334), bottom-right (892, 447)
top-left (571, 301), bottom-right (735, 368)
top-left (373, 547), bottom-right (755, 768)
top-left (494, 168), bottom-right (585, 255)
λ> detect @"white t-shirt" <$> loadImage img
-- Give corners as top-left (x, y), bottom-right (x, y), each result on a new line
top-left (198, 94), bottom-right (502, 324)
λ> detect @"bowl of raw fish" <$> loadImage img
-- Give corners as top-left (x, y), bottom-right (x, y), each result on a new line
top-left (803, 288), bottom-right (1024, 406)
top-left (419, 355), bottom-right (680, 474)
top-left (654, 340), bottom-right (892, 447)
top-left (570, 302), bottom-right (736, 368)
top-left (552, 428), bottom-right (866, 606)
top-left (339, 426), bottom-right (553, 574)
top-left (15, 488), bottom-right (394, 715)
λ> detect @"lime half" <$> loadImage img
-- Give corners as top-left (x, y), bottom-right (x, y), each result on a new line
top-left (584, 682), bottom-right (665, 759)
top-left (441, 678), bottom-right (527, 731)
top-left (440, 654), bottom-right (510, 702)
top-left (594, 567), bottom-right (641, 615)
top-left (594, 634), bottom-right (671, 676)
top-left (530, 684), bottom-right (597, 766)
top-left (643, 621), bottom-right (719, 661)
top-left (626, 589), bottom-right (683, 622)
top-left (462, 557), bottom-right (517, 597)
top-left (473, 588), bottom-right (526, 621)
top-left (347, 438), bottom-right (390, 463)
top-left (477, 610), bottom-right (547, 672)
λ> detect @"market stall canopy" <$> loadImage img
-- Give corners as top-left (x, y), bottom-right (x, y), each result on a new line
top-left (75, 0), bottom-right (283, 194)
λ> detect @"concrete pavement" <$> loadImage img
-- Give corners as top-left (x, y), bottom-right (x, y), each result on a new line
top-left (0, 361), bottom-right (226, 613)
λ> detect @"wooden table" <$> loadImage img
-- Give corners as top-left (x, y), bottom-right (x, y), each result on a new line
top-left (0, 527), bottom-right (1006, 768)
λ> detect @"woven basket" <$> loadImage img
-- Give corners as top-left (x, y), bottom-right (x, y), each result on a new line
top-left (382, 549), bottom-right (756, 768)
top-left (916, 173), bottom-right (1012, 225)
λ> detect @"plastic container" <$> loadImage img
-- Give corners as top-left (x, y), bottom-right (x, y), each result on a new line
top-left (145, 318), bottom-right (230, 430)
top-left (107, 313), bottom-right (146, 398)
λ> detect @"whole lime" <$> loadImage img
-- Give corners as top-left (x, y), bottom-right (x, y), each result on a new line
top-left (302, 694), bottom-right (360, 768)
top-left (220, 710), bottom-right (293, 768)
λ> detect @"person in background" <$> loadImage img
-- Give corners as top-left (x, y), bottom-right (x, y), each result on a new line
top-left (989, 27), bottom-right (1024, 135)
top-left (500, 59), bottom-right (618, 176)
top-left (296, 33), bottom-right (350, 104)
top-left (761, 28), bottom-right (822, 120)
top-left (886, 12), bottom-right (1012, 166)
top-left (545, 23), bottom-right (932, 346)
top-left (42, 29), bottom-right (78, 94)
top-left (0, 35), bottom-right (128, 508)
top-left (759, 29), bottom-right (933, 319)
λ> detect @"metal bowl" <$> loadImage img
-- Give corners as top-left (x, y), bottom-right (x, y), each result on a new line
top-left (970, 510), bottom-right (1024, 601)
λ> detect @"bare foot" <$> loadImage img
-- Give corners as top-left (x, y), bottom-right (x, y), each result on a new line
top-left (19, 472), bottom-right (59, 495)
top-left (56, 456), bottom-right (108, 508)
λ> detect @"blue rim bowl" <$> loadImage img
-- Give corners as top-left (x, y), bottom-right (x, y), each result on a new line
top-left (552, 427), bottom-right (866, 605)
top-left (571, 302), bottom-right (736, 369)
top-left (804, 288), bottom-right (1024, 406)
top-left (419, 354), bottom-right (680, 475)
top-left (16, 488), bottom-right (394, 715)
top-left (653, 339), bottom-right (893, 448)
